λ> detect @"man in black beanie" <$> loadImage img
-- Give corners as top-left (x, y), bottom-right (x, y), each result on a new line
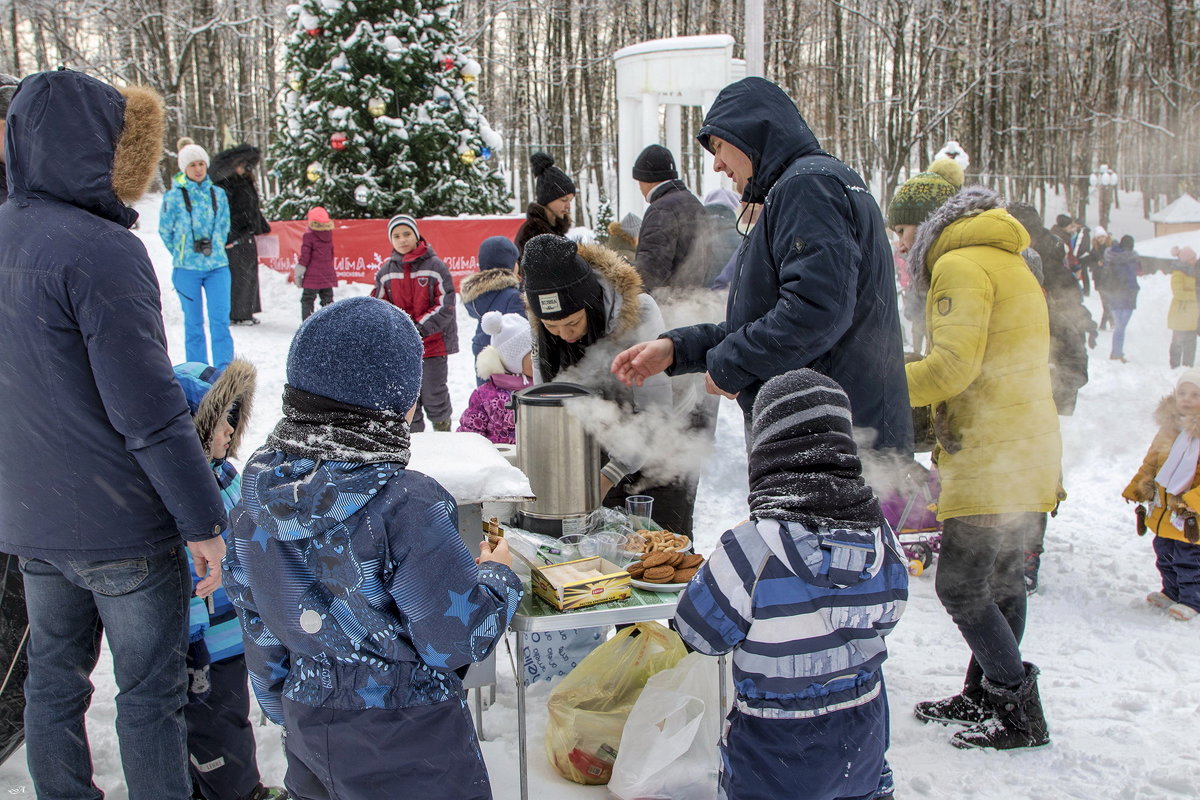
top-left (514, 151), bottom-right (576, 258)
top-left (631, 144), bottom-right (713, 293)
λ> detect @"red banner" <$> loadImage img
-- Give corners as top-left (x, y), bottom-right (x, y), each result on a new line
top-left (257, 215), bottom-right (525, 290)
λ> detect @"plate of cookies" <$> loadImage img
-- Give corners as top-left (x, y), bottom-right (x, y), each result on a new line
top-left (627, 550), bottom-right (705, 592)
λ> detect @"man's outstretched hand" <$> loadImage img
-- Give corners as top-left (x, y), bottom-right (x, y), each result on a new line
top-left (611, 338), bottom-right (675, 387)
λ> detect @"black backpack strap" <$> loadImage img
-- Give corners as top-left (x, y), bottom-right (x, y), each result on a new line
top-left (179, 186), bottom-right (192, 214)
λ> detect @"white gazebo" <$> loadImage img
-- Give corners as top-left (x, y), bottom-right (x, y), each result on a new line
top-left (613, 35), bottom-right (745, 217)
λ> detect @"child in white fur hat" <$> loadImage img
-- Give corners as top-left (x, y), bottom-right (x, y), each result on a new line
top-left (457, 311), bottom-right (533, 444)
top-left (1123, 367), bottom-right (1200, 620)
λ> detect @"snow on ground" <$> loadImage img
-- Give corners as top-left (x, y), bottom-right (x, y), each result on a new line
top-left (0, 193), bottom-right (1197, 798)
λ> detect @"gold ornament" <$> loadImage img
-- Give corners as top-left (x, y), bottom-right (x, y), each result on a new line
top-left (289, 78), bottom-right (303, 91)
top-left (461, 73), bottom-right (477, 83)
top-left (306, 162), bottom-right (323, 182)
top-left (368, 97), bottom-right (386, 117)
top-left (459, 150), bottom-right (477, 165)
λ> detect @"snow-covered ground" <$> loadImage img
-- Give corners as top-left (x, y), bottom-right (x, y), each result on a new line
top-left (0, 193), bottom-right (1196, 799)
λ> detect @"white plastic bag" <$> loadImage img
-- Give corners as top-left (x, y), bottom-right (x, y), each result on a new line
top-left (608, 652), bottom-right (721, 800)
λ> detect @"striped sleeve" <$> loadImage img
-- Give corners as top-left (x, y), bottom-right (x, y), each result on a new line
top-left (674, 526), bottom-right (758, 656)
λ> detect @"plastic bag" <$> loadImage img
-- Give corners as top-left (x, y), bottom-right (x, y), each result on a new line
top-left (544, 622), bottom-right (686, 785)
top-left (608, 653), bottom-right (722, 800)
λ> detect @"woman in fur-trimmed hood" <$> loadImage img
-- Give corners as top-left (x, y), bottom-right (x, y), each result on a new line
top-left (520, 234), bottom-right (685, 525)
top-left (905, 186), bottom-right (1063, 520)
top-left (1123, 376), bottom-right (1200, 546)
top-left (904, 185), bottom-right (1061, 751)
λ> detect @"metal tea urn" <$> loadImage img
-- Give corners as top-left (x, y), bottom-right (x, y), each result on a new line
top-left (513, 382), bottom-right (602, 536)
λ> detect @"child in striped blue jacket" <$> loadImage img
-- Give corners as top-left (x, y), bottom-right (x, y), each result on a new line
top-left (174, 359), bottom-right (285, 800)
top-left (675, 369), bottom-right (909, 800)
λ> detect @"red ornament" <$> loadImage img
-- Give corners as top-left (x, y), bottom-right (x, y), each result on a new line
top-left (307, 27), bottom-right (321, 36)
top-left (443, 57), bottom-right (455, 71)
top-left (330, 132), bottom-right (348, 150)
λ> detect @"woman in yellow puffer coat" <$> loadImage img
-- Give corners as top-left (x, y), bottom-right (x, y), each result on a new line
top-left (1167, 247), bottom-right (1198, 368)
top-left (901, 186), bottom-right (1061, 752)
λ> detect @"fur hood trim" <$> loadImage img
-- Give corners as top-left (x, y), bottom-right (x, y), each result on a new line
top-left (607, 220), bottom-right (637, 248)
top-left (524, 202), bottom-right (570, 235)
top-left (112, 85), bottom-right (166, 205)
top-left (525, 243), bottom-right (645, 338)
top-left (309, 220), bottom-right (334, 231)
top-left (194, 358), bottom-right (257, 458)
top-left (908, 185), bottom-right (1002, 293)
top-left (461, 268), bottom-right (520, 305)
top-left (1155, 394), bottom-right (1200, 439)
top-left (475, 345), bottom-right (507, 380)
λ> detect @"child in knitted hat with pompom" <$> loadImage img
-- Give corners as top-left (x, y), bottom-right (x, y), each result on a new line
top-left (457, 311), bottom-right (533, 444)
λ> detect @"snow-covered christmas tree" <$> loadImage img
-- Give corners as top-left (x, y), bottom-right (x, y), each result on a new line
top-left (269, 0), bottom-right (511, 220)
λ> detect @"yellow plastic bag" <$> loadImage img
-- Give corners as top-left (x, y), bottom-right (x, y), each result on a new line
top-left (544, 621), bottom-right (687, 785)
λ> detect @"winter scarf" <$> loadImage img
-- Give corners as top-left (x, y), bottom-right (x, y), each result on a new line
top-left (266, 385), bottom-right (412, 465)
top-left (748, 369), bottom-right (884, 530)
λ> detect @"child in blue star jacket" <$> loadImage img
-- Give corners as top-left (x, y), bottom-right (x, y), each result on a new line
top-left (675, 369), bottom-right (909, 800)
top-left (222, 296), bottom-right (523, 799)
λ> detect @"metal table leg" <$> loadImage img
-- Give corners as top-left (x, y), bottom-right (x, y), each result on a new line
top-left (474, 687), bottom-right (485, 741)
top-left (516, 629), bottom-right (528, 800)
top-left (718, 653), bottom-right (728, 716)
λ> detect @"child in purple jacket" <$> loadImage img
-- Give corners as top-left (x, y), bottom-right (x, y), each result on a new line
top-left (457, 311), bottom-right (533, 444)
top-left (295, 206), bottom-right (337, 320)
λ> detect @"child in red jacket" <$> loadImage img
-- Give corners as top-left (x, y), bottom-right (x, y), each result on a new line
top-left (372, 214), bottom-right (459, 431)
top-left (295, 206), bottom-right (337, 320)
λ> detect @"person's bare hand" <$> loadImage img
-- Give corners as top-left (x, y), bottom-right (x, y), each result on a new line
top-left (704, 371), bottom-right (738, 399)
top-left (611, 338), bottom-right (674, 387)
top-left (478, 537), bottom-right (514, 569)
top-left (187, 536), bottom-right (226, 598)
top-left (599, 474), bottom-right (614, 498)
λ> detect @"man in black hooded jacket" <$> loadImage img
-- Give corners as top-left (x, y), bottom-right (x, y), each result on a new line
top-left (613, 77), bottom-right (912, 454)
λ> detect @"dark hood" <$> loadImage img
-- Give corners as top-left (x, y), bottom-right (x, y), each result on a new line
top-left (4, 70), bottom-right (136, 227)
top-left (697, 77), bottom-right (823, 204)
top-left (210, 143), bottom-right (261, 184)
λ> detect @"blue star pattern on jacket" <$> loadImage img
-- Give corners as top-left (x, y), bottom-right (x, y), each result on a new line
top-left (222, 448), bottom-right (524, 727)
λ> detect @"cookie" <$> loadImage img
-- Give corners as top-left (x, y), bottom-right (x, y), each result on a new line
top-left (666, 552), bottom-right (685, 568)
top-left (672, 567), bottom-right (698, 583)
top-left (681, 553), bottom-right (704, 569)
top-left (627, 563), bottom-right (646, 579)
top-left (642, 565), bottom-right (676, 582)
top-left (642, 551), bottom-right (672, 569)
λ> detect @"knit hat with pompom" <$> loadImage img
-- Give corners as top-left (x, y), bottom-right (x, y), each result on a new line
top-left (531, 152), bottom-right (576, 206)
top-left (887, 157), bottom-right (964, 227)
top-left (481, 311), bottom-right (532, 374)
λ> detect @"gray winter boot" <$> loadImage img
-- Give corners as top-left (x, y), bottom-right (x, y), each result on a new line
top-left (951, 663), bottom-right (1049, 750)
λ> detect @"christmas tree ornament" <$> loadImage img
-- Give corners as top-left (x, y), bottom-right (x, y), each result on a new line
top-left (459, 149), bottom-right (477, 165)
top-left (289, 78), bottom-right (304, 91)
top-left (354, 184), bottom-right (369, 205)
top-left (332, 54), bottom-right (350, 73)
top-left (306, 162), bottom-right (323, 182)
top-left (330, 132), bottom-right (348, 150)
top-left (433, 88), bottom-right (452, 108)
top-left (307, 27), bottom-right (322, 36)
top-left (460, 60), bottom-right (480, 83)
top-left (442, 56), bottom-right (455, 71)
top-left (368, 97), bottom-right (387, 117)
top-left (480, 146), bottom-right (492, 160)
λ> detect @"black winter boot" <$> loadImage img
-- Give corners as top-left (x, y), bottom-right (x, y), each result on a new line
top-left (914, 671), bottom-right (990, 726)
top-left (951, 663), bottom-right (1049, 750)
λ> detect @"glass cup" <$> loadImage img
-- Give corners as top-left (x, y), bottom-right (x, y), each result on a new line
top-left (624, 495), bottom-right (654, 523)
top-left (616, 533), bottom-right (647, 565)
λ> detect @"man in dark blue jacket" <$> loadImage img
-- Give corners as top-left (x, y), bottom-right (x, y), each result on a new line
top-left (613, 77), bottom-right (912, 453)
top-left (0, 70), bottom-right (227, 799)
top-left (631, 143), bottom-right (712, 292)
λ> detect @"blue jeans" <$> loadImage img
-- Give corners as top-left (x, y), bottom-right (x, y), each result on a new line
top-left (1111, 307), bottom-right (1134, 358)
top-left (935, 516), bottom-right (1030, 688)
top-left (173, 267), bottom-right (233, 367)
top-left (21, 548), bottom-right (193, 800)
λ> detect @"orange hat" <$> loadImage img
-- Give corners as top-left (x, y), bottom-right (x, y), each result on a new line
top-left (307, 206), bottom-right (331, 224)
